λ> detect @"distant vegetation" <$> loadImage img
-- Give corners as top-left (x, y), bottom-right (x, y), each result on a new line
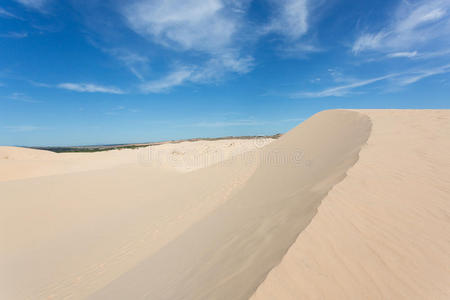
top-left (30, 134), bottom-right (282, 153)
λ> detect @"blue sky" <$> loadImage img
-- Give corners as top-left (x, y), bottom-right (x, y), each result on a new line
top-left (0, 0), bottom-right (449, 146)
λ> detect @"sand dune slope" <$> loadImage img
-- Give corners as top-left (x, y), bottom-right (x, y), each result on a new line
top-left (0, 159), bottom-right (259, 299)
top-left (252, 110), bottom-right (450, 299)
top-left (90, 110), bottom-right (371, 300)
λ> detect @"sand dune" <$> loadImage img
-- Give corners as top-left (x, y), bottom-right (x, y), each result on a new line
top-left (1, 110), bottom-right (449, 299)
top-left (0, 138), bottom-right (273, 182)
top-left (252, 110), bottom-right (450, 299)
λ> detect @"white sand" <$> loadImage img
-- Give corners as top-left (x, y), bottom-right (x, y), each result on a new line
top-left (252, 110), bottom-right (450, 299)
top-left (1, 110), bottom-right (449, 299)
top-left (0, 138), bottom-right (273, 181)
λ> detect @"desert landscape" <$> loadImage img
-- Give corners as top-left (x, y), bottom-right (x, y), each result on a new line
top-left (1, 109), bottom-right (449, 299)
top-left (2, 0), bottom-right (450, 298)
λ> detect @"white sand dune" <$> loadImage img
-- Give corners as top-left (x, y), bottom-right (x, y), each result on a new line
top-left (0, 109), bottom-right (449, 300)
top-left (0, 138), bottom-right (273, 182)
top-left (252, 110), bottom-right (450, 299)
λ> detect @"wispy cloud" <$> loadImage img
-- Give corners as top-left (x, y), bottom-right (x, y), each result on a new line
top-left (7, 92), bottom-right (39, 103)
top-left (266, 0), bottom-right (309, 39)
top-left (140, 68), bottom-right (193, 93)
top-left (28, 80), bottom-right (52, 88)
top-left (104, 105), bottom-right (139, 115)
top-left (57, 83), bottom-right (124, 94)
top-left (295, 64), bottom-right (450, 97)
top-left (264, 0), bottom-right (324, 58)
top-left (296, 74), bottom-right (398, 98)
top-left (121, 0), bottom-right (254, 90)
top-left (4, 125), bottom-right (41, 132)
top-left (353, 0), bottom-right (450, 56)
top-left (140, 53), bottom-right (254, 93)
top-left (0, 32), bottom-right (28, 38)
top-left (14, 0), bottom-right (50, 11)
top-left (75, 0), bottom-right (323, 93)
top-left (104, 49), bottom-right (149, 81)
top-left (0, 7), bottom-right (22, 19)
top-left (387, 51), bottom-right (418, 58)
top-left (397, 64), bottom-right (450, 85)
top-left (278, 42), bottom-right (323, 58)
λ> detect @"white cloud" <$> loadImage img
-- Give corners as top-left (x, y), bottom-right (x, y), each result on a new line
top-left (353, 0), bottom-right (450, 54)
top-left (28, 80), bottom-right (51, 87)
top-left (397, 64), bottom-right (450, 85)
top-left (0, 7), bottom-right (21, 19)
top-left (140, 68), bottom-right (193, 93)
top-left (140, 53), bottom-right (253, 93)
top-left (121, 0), bottom-right (255, 91)
top-left (0, 32), bottom-right (28, 38)
top-left (263, 0), bottom-right (324, 58)
top-left (109, 0), bottom-right (323, 92)
top-left (122, 0), bottom-right (239, 52)
top-left (295, 64), bottom-right (450, 98)
top-left (279, 42), bottom-right (323, 58)
top-left (4, 125), bottom-right (40, 132)
top-left (296, 74), bottom-right (398, 98)
top-left (8, 92), bottom-right (38, 103)
top-left (14, 0), bottom-right (49, 11)
top-left (387, 51), bottom-right (418, 58)
top-left (58, 83), bottom-right (124, 94)
top-left (105, 49), bottom-right (149, 81)
top-left (191, 53), bottom-right (254, 82)
top-left (266, 0), bottom-right (309, 39)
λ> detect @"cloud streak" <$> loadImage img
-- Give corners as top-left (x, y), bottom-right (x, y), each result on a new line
top-left (397, 64), bottom-right (450, 85)
top-left (7, 92), bottom-right (39, 103)
top-left (58, 83), bottom-right (124, 94)
top-left (387, 51), bottom-right (418, 58)
top-left (104, 49), bottom-right (149, 81)
top-left (296, 64), bottom-right (450, 98)
top-left (296, 74), bottom-right (398, 98)
top-left (0, 7), bottom-right (22, 19)
top-left (0, 32), bottom-right (28, 38)
top-left (140, 68), bottom-right (193, 93)
top-left (14, 0), bottom-right (49, 11)
top-left (4, 125), bottom-right (41, 132)
top-left (353, 0), bottom-right (450, 55)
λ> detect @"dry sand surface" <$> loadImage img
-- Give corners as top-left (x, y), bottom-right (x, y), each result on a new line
top-left (0, 109), bottom-right (449, 300)
top-left (251, 110), bottom-right (450, 300)
top-left (0, 138), bottom-right (273, 181)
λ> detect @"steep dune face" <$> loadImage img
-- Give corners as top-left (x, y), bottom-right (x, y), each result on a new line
top-left (90, 110), bottom-right (371, 300)
top-left (251, 110), bottom-right (450, 299)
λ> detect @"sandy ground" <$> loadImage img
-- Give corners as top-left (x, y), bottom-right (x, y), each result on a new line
top-left (252, 110), bottom-right (450, 299)
top-left (0, 109), bottom-right (449, 299)
top-left (0, 138), bottom-right (273, 182)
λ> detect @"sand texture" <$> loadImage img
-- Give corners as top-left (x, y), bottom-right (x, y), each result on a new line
top-left (251, 110), bottom-right (450, 299)
top-left (1, 109), bottom-right (449, 299)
